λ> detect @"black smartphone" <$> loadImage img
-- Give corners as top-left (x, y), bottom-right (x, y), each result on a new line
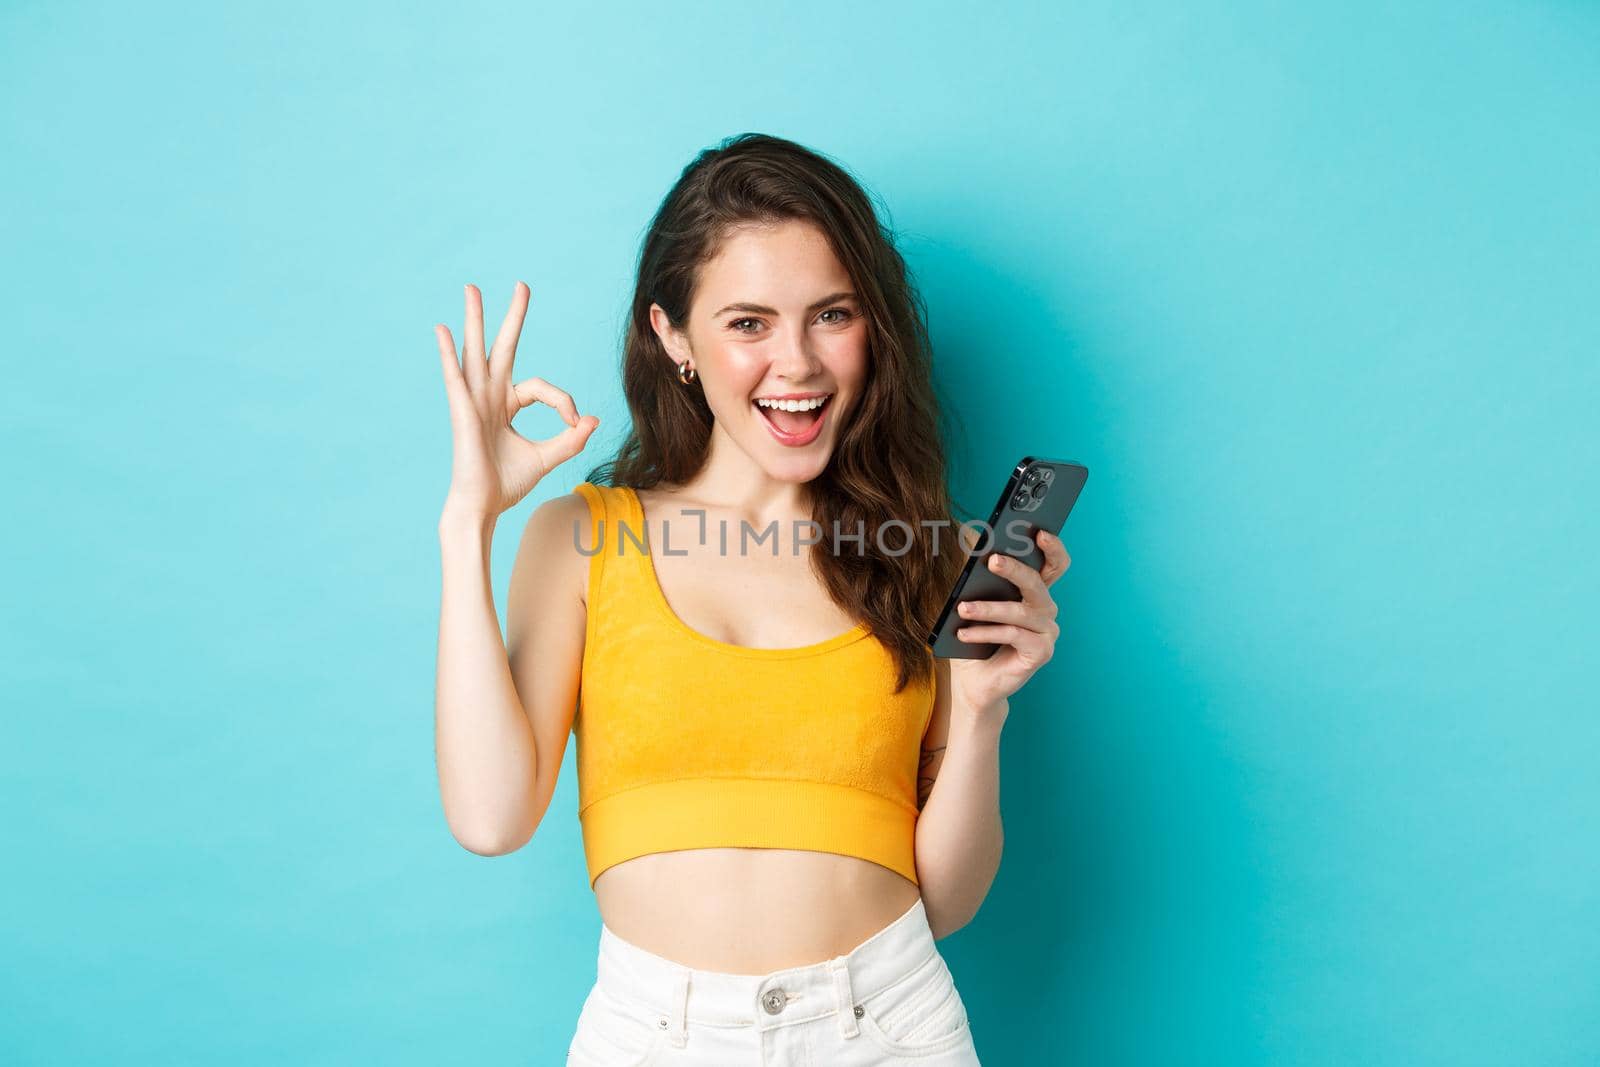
top-left (927, 457), bottom-right (1089, 659)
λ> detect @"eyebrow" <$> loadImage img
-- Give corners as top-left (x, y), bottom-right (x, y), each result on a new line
top-left (712, 291), bottom-right (858, 318)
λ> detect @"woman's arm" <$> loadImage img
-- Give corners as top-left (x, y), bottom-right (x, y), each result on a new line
top-left (913, 655), bottom-right (1008, 940)
top-left (913, 529), bottom-right (1070, 937)
top-left (431, 281), bottom-right (599, 856)
top-left (435, 510), bottom-right (537, 855)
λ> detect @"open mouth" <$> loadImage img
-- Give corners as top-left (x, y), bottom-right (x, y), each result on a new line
top-left (753, 393), bottom-right (833, 444)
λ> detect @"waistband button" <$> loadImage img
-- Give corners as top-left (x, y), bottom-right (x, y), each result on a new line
top-left (761, 988), bottom-right (788, 1015)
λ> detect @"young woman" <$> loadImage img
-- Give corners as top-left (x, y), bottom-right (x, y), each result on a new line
top-left (433, 134), bottom-right (1070, 1066)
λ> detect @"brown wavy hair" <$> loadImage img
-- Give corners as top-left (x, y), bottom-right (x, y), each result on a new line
top-left (583, 132), bottom-right (970, 693)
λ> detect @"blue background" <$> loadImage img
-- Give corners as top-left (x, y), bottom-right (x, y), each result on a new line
top-left (4, 2), bottom-right (1596, 1063)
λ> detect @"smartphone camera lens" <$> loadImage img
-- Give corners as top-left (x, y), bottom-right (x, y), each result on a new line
top-left (1012, 490), bottom-right (1031, 509)
top-left (1030, 480), bottom-right (1048, 499)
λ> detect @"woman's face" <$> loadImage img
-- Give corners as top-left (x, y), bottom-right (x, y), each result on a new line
top-left (650, 218), bottom-right (869, 485)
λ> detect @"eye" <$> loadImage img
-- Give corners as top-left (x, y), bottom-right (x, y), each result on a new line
top-left (819, 307), bottom-right (854, 325)
top-left (728, 317), bottom-right (762, 333)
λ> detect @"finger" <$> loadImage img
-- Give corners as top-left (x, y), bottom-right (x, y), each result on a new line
top-left (956, 598), bottom-right (1053, 632)
top-left (530, 413), bottom-right (601, 469)
top-left (462, 284), bottom-right (487, 392)
top-left (954, 622), bottom-right (1022, 642)
top-left (986, 552), bottom-right (1054, 613)
top-left (435, 324), bottom-right (475, 422)
top-left (487, 280), bottom-right (530, 390)
top-left (1037, 529), bottom-right (1072, 586)
top-left (511, 376), bottom-right (581, 427)
top-left (954, 622), bottom-right (1054, 663)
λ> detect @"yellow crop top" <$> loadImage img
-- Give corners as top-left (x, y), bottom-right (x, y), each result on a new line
top-left (570, 481), bottom-right (937, 889)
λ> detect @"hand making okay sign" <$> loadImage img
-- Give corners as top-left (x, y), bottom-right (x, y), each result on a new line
top-left (434, 282), bottom-right (601, 521)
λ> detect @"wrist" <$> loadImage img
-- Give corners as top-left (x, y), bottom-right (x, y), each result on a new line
top-left (438, 505), bottom-right (496, 541)
top-left (950, 696), bottom-right (1008, 739)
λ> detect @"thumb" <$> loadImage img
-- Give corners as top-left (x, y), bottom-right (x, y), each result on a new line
top-left (540, 414), bottom-right (601, 467)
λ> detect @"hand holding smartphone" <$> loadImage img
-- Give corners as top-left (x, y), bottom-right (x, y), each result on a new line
top-left (927, 456), bottom-right (1089, 659)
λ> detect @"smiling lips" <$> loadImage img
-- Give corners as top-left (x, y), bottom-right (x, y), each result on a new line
top-left (753, 393), bottom-right (833, 446)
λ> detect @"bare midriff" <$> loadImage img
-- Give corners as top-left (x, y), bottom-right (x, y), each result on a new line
top-left (593, 847), bottom-right (922, 974)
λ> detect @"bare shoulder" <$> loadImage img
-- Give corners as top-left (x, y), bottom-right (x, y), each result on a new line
top-left (527, 488), bottom-right (598, 551)
top-left (510, 490), bottom-right (597, 609)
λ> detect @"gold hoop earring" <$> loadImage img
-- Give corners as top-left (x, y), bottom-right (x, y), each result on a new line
top-left (677, 361), bottom-right (697, 385)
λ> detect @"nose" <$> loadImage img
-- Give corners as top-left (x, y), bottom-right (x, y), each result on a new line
top-left (772, 331), bottom-right (824, 382)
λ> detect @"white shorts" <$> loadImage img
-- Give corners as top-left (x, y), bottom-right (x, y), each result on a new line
top-left (566, 895), bottom-right (982, 1065)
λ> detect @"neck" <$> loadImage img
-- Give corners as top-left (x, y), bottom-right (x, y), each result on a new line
top-left (668, 421), bottom-right (819, 525)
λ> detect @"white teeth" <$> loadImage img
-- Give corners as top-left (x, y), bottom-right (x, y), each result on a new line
top-left (755, 395), bottom-right (829, 412)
